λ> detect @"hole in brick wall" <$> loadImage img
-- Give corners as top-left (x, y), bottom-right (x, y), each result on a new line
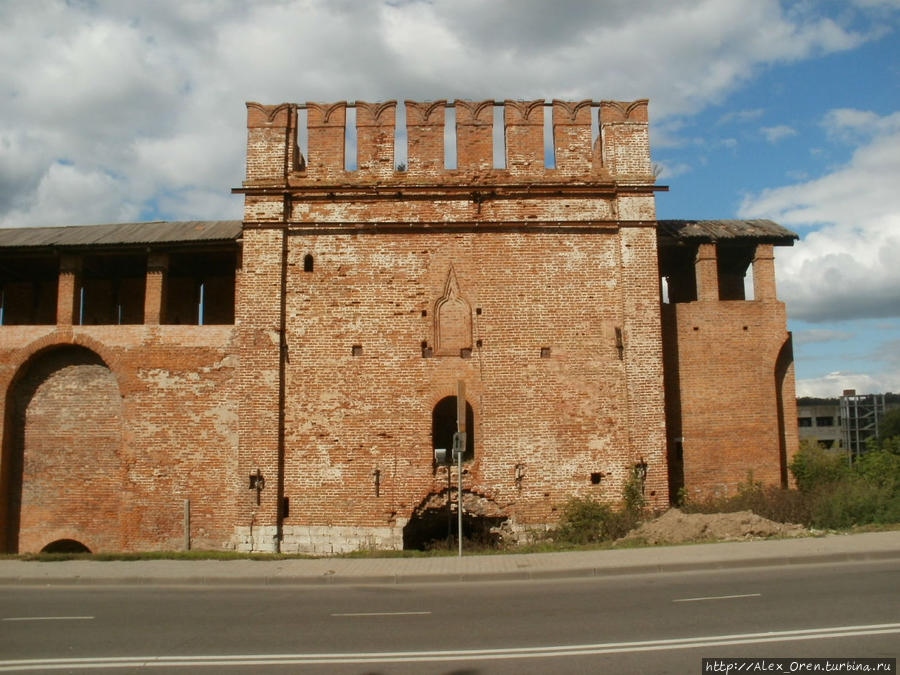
top-left (421, 341), bottom-right (432, 358)
top-left (282, 496), bottom-right (290, 518)
top-left (743, 325), bottom-right (749, 331)
top-left (344, 106), bottom-right (357, 171)
top-left (402, 491), bottom-right (507, 551)
top-left (352, 344), bottom-right (363, 356)
top-left (540, 347), bottom-right (551, 358)
top-left (476, 339), bottom-right (482, 348)
top-left (590, 472), bottom-right (603, 485)
top-left (41, 539), bottom-right (91, 554)
top-left (692, 326), bottom-right (699, 331)
top-left (475, 307), bottom-right (482, 315)
top-left (544, 106), bottom-right (556, 169)
top-left (421, 309), bottom-right (427, 317)
top-left (303, 254), bottom-right (314, 272)
top-left (444, 104), bottom-right (457, 169)
top-left (460, 347), bottom-right (472, 359)
top-left (394, 103), bottom-right (408, 171)
top-left (493, 105), bottom-right (506, 169)
top-left (591, 106), bottom-right (600, 149)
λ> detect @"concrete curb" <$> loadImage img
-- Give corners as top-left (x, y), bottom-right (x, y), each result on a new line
top-left (1, 531), bottom-right (898, 587)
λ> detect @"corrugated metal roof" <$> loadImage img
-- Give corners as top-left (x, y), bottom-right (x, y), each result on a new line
top-left (658, 219), bottom-right (797, 243)
top-left (0, 221), bottom-right (242, 249)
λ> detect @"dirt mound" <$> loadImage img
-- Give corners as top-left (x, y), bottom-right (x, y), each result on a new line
top-left (622, 508), bottom-right (806, 545)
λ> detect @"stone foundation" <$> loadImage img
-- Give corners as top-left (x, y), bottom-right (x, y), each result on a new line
top-left (232, 523), bottom-right (405, 554)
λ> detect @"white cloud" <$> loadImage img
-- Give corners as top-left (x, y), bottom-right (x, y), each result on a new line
top-left (0, 0), bottom-right (884, 228)
top-left (761, 125), bottom-right (798, 143)
top-left (796, 370), bottom-right (900, 398)
top-left (0, 162), bottom-right (140, 228)
top-left (741, 109), bottom-right (900, 323)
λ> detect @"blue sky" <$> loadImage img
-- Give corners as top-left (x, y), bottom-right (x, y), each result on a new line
top-left (1, 0), bottom-right (898, 397)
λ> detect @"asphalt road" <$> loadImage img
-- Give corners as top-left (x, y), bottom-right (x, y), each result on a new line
top-left (1, 559), bottom-right (897, 673)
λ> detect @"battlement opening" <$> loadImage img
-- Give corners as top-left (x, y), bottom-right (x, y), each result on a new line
top-left (78, 253), bottom-right (146, 325)
top-left (162, 250), bottom-right (236, 325)
top-left (344, 105), bottom-right (357, 171)
top-left (0, 254), bottom-right (58, 325)
top-left (493, 105), bottom-right (506, 169)
top-left (716, 243), bottom-right (755, 301)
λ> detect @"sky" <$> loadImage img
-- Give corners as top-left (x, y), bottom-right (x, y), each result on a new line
top-left (0, 0), bottom-right (898, 398)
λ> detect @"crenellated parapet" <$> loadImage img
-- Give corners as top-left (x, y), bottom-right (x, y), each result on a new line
top-left (240, 98), bottom-right (657, 186)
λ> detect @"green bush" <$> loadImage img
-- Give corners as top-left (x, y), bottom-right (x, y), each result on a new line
top-left (788, 442), bottom-right (900, 529)
top-left (789, 441), bottom-right (849, 493)
top-left (553, 498), bottom-right (626, 544)
top-left (553, 469), bottom-right (648, 545)
top-left (681, 442), bottom-right (899, 531)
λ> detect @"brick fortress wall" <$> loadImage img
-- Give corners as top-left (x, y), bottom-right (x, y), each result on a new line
top-left (0, 267), bottom-right (239, 553)
top-left (235, 99), bottom-right (669, 552)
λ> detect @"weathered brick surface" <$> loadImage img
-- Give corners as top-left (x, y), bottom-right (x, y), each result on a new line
top-left (0, 326), bottom-right (237, 552)
top-left (0, 97), bottom-right (797, 553)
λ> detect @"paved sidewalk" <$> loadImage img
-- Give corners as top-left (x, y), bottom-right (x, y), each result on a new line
top-left (1, 530), bottom-right (898, 586)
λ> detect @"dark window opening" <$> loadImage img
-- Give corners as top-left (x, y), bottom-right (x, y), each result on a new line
top-left (657, 244), bottom-right (697, 303)
top-left (303, 254), bottom-right (314, 272)
top-left (798, 417), bottom-right (813, 427)
top-left (432, 396), bottom-right (474, 463)
top-left (716, 244), bottom-right (755, 301)
top-left (79, 254), bottom-right (146, 325)
top-left (0, 255), bottom-right (58, 325)
top-left (590, 472), bottom-right (602, 485)
top-left (282, 496), bottom-right (290, 518)
top-left (163, 250), bottom-right (236, 325)
top-left (815, 416), bottom-right (835, 427)
top-left (351, 344), bottom-right (363, 356)
top-left (540, 347), bottom-right (551, 359)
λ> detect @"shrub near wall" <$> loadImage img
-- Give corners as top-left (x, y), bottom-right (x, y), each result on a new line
top-left (680, 442), bottom-right (900, 530)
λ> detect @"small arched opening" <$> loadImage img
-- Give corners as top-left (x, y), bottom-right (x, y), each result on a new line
top-left (431, 396), bottom-right (474, 462)
top-left (40, 539), bottom-right (91, 554)
top-left (303, 253), bottom-right (314, 272)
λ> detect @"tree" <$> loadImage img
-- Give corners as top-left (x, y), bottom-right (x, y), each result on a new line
top-left (879, 407), bottom-right (900, 441)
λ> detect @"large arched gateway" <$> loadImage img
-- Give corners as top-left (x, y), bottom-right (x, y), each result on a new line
top-left (1, 346), bottom-right (124, 553)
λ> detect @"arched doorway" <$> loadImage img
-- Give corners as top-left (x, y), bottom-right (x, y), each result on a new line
top-left (431, 396), bottom-right (474, 462)
top-left (1, 346), bottom-right (124, 553)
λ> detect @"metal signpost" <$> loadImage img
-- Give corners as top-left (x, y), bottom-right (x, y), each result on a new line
top-left (455, 380), bottom-right (465, 557)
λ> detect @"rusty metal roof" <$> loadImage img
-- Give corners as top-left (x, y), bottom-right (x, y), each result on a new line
top-left (0, 221), bottom-right (242, 250)
top-left (658, 219), bottom-right (797, 244)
